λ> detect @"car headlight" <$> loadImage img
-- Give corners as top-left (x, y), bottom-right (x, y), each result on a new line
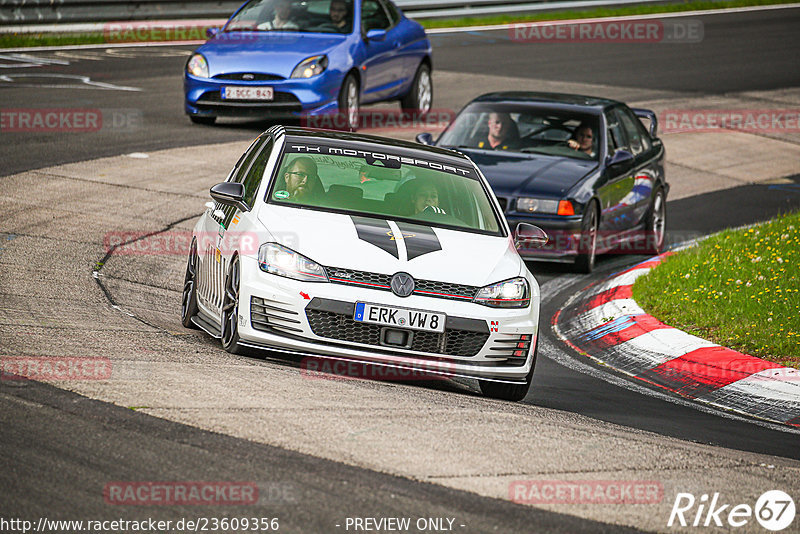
top-left (187, 54), bottom-right (209, 78)
top-left (517, 198), bottom-right (574, 216)
top-left (474, 277), bottom-right (530, 308)
top-left (258, 243), bottom-right (328, 282)
top-left (291, 55), bottom-right (328, 78)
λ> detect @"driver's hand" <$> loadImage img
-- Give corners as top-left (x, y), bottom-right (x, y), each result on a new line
top-left (422, 205), bottom-right (447, 215)
top-left (567, 139), bottom-right (579, 150)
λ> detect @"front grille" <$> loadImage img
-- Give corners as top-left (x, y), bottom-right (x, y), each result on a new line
top-left (497, 197), bottom-right (508, 212)
top-left (251, 296), bottom-right (303, 334)
top-left (325, 266), bottom-right (478, 302)
top-left (305, 309), bottom-right (489, 357)
top-left (213, 72), bottom-right (284, 81)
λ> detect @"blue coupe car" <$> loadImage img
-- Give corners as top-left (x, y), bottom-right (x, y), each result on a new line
top-left (184, 0), bottom-right (433, 129)
top-left (417, 92), bottom-right (668, 273)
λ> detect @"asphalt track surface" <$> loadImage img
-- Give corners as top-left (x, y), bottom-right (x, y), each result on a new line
top-left (2, 7), bottom-right (800, 532)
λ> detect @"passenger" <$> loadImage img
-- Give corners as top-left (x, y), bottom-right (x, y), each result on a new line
top-left (277, 156), bottom-right (323, 202)
top-left (394, 179), bottom-right (446, 216)
top-left (258, 0), bottom-right (298, 30)
top-left (319, 0), bottom-right (350, 32)
top-left (567, 123), bottom-right (596, 157)
top-left (477, 112), bottom-right (520, 150)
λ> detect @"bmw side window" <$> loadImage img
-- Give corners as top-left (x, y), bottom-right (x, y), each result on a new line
top-left (621, 107), bottom-right (652, 153)
top-left (362, 0), bottom-right (391, 31)
top-left (606, 113), bottom-right (627, 155)
top-left (616, 109), bottom-right (643, 156)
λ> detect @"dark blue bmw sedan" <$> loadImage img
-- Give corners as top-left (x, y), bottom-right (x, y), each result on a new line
top-left (184, 0), bottom-right (432, 128)
top-left (417, 92), bottom-right (669, 273)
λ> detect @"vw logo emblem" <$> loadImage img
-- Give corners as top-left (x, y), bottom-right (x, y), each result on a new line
top-left (390, 272), bottom-right (415, 298)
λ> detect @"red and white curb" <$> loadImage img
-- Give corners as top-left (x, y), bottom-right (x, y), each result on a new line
top-left (553, 255), bottom-right (800, 427)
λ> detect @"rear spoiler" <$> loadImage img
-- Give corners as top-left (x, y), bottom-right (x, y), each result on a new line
top-left (632, 108), bottom-right (658, 137)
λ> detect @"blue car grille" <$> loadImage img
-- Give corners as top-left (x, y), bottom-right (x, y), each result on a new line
top-left (213, 73), bottom-right (284, 81)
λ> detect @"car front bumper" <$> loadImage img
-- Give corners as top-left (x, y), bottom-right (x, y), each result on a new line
top-left (233, 256), bottom-right (541, 383)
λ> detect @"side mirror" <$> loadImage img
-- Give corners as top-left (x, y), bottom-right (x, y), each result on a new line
top-left (607, 149), bottom-right (634, 168)
top-left (206, 27), bottom-right (220, 39)
top-left (210, 182), bottom-right (249, 211)
top-left (416, 132), bottom-right (434, 145)
top-left (366, 29), bottom-right (387, 41)
top-left (514, 223), bottom-right (548, 250)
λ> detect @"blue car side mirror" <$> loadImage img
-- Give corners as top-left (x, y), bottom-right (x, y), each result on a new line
top-left (366, 29), bottom-right (387, 41)
top-left (607, 149), bottom-right (634, 167)
top-left (416, 133), bottom-right (434, 145)
top-left (206, 27), bottom-right (220, 39)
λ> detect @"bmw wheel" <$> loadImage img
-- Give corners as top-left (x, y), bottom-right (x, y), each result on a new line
top-left (181, 240), bottom-right (199, 329)
top-left (221, 256), bottom-right (244, 354)
top-left (338, 74), bottom-right (360, 131)
top-left (644, 187), bottom-right (667, 255)
top-left (575, 201), bottom-right (599, 274)
top-left (400, 63), bottom-right (432, 116)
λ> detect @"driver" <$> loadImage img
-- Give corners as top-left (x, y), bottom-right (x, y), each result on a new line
top-left (278, 156), bottom-right (323, 202)
top-left (258, 0), bottom-right (298, 30)
top-left (477, 112), bottom-right (520, 150)
top-left (567, 123), bottom-right (596, 157)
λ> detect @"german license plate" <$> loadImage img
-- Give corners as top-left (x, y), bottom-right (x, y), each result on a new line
top-left (222, 86), bottom-right (273, 100)
top-left (354, 302), bottom-right (445, 333)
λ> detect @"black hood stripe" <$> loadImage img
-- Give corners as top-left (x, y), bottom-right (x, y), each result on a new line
top-left (350, 216), bottom-right (398, 259)
top-left (396, 222), bottom-right (442, 260)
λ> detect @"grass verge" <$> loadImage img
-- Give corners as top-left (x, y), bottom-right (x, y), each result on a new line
top-left (1, 0), bottom-right (797, 49)
top-left (632, 211), bottom-right (800, 369)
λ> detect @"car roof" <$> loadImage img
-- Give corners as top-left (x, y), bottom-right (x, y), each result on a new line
top-left (278, 126), bottom-right (471, 163)
top-left (468, 92), bottom-right (621, 114)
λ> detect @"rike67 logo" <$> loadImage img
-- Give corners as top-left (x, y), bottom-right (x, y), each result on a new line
top-left (668, 490), bottom-right (795, 531)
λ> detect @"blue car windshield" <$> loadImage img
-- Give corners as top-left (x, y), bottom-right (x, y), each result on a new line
top-left (225, 0), bottom-right (353, 34)
top-left (438, 104), bottom-right (601, 161)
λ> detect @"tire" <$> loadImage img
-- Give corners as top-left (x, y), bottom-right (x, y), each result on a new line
top-left (644, 187), bottom-right (667, 255)
top-left (574, 201), bottom-right (599, 274)
top-left (337, 74), bottom-right (360, 131)
top-left (180, 240), bottom-right (199, 329)
top-left (190, 115), bottom-right (216, 125)
top-left (400, 63), bottom-right (432, 116)
top-left (221, 256), bottom-right (244, 354)
top-left (479, 339), bottom-right (538, 402)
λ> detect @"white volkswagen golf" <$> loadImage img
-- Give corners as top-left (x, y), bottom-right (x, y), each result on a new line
top-left (181, 126), bottom-right (547, 401)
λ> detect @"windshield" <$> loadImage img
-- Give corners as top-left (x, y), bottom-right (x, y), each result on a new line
top-left (438, 104), bottom-right (601, 161)
top-left (266, 142), bottom-right (503, 235)
top-left (225, 0), bottom-right (353, 34)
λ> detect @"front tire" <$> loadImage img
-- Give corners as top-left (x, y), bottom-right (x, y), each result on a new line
top-left (574, 201), bottom-right (599, 273)
top-left (337, 74), bottom-right (360, 131)
top-left (644, 187), bottom-right (667, 255)
top-left (400, 63), bottom-right (432, 116)
top-left (221, 256), bottom-right (244, 354)
top-left (181, 240), bottom-right (199, 329)
top-left (479, 340), bottom-right (538, 402)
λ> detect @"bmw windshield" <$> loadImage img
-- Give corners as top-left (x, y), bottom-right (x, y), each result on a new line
top-left (438, 104), bottom-right (601, 161)
top-left (265, 141), bottom-right (504, 236)
top-left (225, 0), bottom-right (354, 34)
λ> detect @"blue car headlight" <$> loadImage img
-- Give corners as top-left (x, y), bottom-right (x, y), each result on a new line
top-left (291, 55), bottom-right (328, 79)
top-left (187, 53), bottom-right (209, 78)
top-left (474, 277), bottom-right (530, 308)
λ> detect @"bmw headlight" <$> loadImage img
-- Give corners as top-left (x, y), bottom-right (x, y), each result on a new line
top-left (187, 53), bottom-right (209, 78)
top-left (474, 277), bottom-right (530, 308)
top-left (258, 243), bottom-right (328, 282)
top-left (291, 55), bottom-right (328, 78)
top-left (517, 198), bottom-right (574, 216)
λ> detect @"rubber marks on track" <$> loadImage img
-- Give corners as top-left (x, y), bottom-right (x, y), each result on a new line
top-left (554, 255), bottom-right (800, 427)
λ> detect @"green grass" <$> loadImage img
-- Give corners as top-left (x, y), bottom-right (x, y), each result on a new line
top-left (632, 211), bottom-right (800, 369)
top-left (0, 0), bottom-right (796, 49)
